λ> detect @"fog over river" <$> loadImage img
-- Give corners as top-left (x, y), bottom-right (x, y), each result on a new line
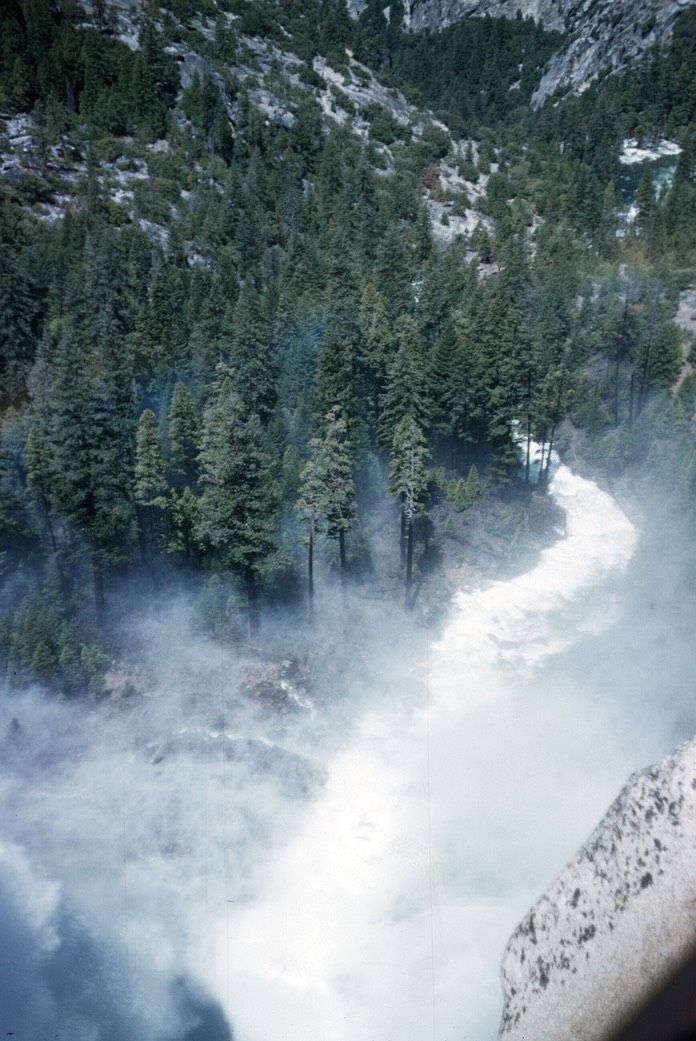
top-left (2, 453), bottom-right (696, 1041)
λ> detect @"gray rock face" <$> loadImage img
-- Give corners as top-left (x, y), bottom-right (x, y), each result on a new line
top-left (347, 0), bottom-right (696, 105)
top-left (499, 738), bottom-right (696, 1041)
top-left (531, 0), bottom-right (694, 106)
top-left (402, 0), bottom-right (564, 33)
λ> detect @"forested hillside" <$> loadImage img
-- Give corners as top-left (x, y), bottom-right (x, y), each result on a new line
top-left (1, 0), bottom-right (696, 696)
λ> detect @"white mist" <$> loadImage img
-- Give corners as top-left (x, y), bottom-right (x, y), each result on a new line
top-left (2, 456), bottom-right (695, 1041)
top-left (215, 459), bottom-right (640, 1041)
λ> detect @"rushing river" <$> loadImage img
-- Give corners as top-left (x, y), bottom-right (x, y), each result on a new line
top-left (1, 456), bottom-right (696, 1041)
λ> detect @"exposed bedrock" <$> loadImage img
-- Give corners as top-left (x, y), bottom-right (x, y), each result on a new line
top-left (345, 0), bottom-right (696, 106)
top-left (499, 737), bottom-right (696, 1041)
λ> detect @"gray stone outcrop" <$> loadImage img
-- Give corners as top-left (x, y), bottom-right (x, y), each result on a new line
top-left (346, 0), bottom-right (696, 106)
top-left (500, 737), bottom-right (696, 1041)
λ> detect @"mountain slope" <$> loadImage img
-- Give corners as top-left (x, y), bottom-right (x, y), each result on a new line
top-left (350, 0), bottom-right (696, 105)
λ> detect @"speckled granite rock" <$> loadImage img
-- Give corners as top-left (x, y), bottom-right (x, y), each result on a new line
top-left (500, 738), bottom-right (696, 1041)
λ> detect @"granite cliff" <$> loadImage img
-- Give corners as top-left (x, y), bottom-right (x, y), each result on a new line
top-left (347, 0), bottom-right (696, 105)
top-left (499, 738), bottom-right (696, 1041)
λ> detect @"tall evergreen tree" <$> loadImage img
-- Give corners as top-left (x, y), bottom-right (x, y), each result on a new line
top-left (312, 321), bottom-right (358, 433)
top-left (296, 452), bottom-right (324, 607)
top-left (314, 406), bottom-right (356, 577)
top-left (389, 414), bottom-right (429, 606)
top-left (24, 423), bottom-right (57, 554)
top-left (39, 321), bottom-right (137, 624)
top-left (197, 375), bottom-right (278, 629)
top-left (358, 282), bottom-right (393, 436)
top-left (134, 408), bottom-right (168, 557)
top-left (228, 281), bottom-right (277, 421)
top-left (167, 382), bottom-right (200, 491)
top-left (379, 315), bottom-right (430, 453)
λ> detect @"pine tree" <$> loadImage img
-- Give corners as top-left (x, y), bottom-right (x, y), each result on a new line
top-left (635, 169), bottom-right (657, 236)
top-left (428, 319), bottom-right (480, 462)
top-left (314, 406), bottom-right (356, 577)
top-left (197, 375), bottom-right (278, 629)
top-left (167, 382), bottom-right (200, 491)
top-left (41, 323), bottom-right (137, 625)
top-left (664, 135), bottom-right (696, 260)
top-left (312, 322), bottom-right (357, 431)
top-left (476, 240), bottom-right (536, 483)
top-left (358, 282), bottom-right (393, 435)
top-left (134, 409), bottom-right (168, 556)
top-left (296, 453), bottom-right (324, 606)
top-left (379, 315), bottom-right (430, 453)
top-left (130, 17), bottom-right (179, 138)
top-left (228, 281), bottom-right (277, 421)
top-left (0, 233), bottom-right (36, 406)
top-left (389, 414), bottom-right (429, 606)
top-left (25, 423), bottom-right (57, 554)
top-left (168, 486), bottom-right (202, 566)
top-left (371, 221), bottom-right (415, 321)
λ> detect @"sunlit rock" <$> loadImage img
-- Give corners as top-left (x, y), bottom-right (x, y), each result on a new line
top-left (499, 737), bottom-right (696, 1041)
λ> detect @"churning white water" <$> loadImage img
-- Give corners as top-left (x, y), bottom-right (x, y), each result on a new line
top-left (1, 456), bottom-right (695, 1041)
top-left (217, 458), bottom-right (639, 1041)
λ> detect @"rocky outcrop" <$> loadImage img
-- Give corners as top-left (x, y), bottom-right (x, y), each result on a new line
top-left (400, 0), bottom-right (564, 32)
top-left (531, 0), bottom-right (694, 107)
top-left (347, 0), bottom-right (696, 106)
top-left (499, 737), bottom-right (696, 1041)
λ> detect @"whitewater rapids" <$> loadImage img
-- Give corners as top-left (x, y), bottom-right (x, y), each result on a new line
top-left (214, 459), bottom-right (639, 1041)
top-left (4, 454), bottom-right (695, 1041)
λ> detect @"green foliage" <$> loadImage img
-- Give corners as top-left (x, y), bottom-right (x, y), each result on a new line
top-left (447, 464), bottom-right (480, 511)
top-left (197, 375), bottom-right (279, 579)
top-left (0, 3), bottom-right (179, 137)
top-left (2, 0), bottom-right (696, 680)
top-left (309, 406), bottom-right (357, 572)
top-left (167, 383), bottom-right (200, 491)
top-left (3, 582), bottom-right (106, 695)
top-left (135, 408), bottom-right (168, 552)
top-left (389, 414), bottom-right (429, 520)
top-left (379, 315), bottom-right (430, 452)
top-left (357, 7), bottom-right (563, 127)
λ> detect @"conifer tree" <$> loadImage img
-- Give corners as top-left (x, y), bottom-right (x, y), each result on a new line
top-left (42, 325), bottom-right (136, 625)
top-left (358, 282), bottom-right (393, 434)
top-left (379, 315), bottom-right (430, 453)
top-left (130, 17), bottom-right (179, 138)
top-left (664, 135), bottom-right (696, 260)
top-left (25, 423), bottom-right (57, 554)
top-left (296, 453), bottom-right (324, 606)
top-left (428, 319), bottom-right (480, 462)
top-left (312, 322), bottom-right (358, 432)
top-left (314, 406), bottom-right (356, 577)
top-left (197, 375), bottom-right (278, 629)
top-left (167, 382), bottom-right (200, 491)
top-left (0, 223), bottom-right (36, 406)
top-left (0, 416), bottom-right (32, 559)
top-left (134, 409), bottom-right (168, 556)
top-left (168, 485), bottom-right (202, 567)
top-left (635, 170), bottom-right (657, 236)
top-left (475, 239), bottom-right (536, 483)
top-left (229, 281), bottom-right (277, 421)
top-left (372, 222), bottom-right (415, 321)
top-left (389, 414), bottom-right (429, 606)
